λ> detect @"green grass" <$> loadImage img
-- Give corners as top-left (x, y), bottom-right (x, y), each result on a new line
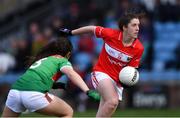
top-left (20, 108), bottom-right (180, 117)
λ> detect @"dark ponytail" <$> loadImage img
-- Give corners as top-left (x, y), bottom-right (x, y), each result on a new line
top-left (27, 37), bottom-right (73, 67)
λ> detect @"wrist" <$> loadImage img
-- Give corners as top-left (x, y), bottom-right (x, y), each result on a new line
top-left (69, 30), bottom-right (73, 35)
top-left (86, 90), bottom-right (90, 95)
top-left (65, 29), bottom-right (72, 36)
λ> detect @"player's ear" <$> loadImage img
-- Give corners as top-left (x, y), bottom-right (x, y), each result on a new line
top-left (65, 52), bottom-right (71, 59)
top-left (123, 25), bottom-right (127, 31)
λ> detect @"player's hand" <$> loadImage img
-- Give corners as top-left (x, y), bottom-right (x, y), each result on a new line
top-left (52, 82), bottom-right (67, 90)
top-left (59, 28), bottom-right (72, 36)
top-left (86, 90), bottom-right (100, 101)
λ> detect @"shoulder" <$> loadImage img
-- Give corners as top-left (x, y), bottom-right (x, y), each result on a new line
top-left (49, 55), bottom-right (69, 62)
top-left (96, 26), bottom-right (120, 33)
top-left (49, 55), bottom-right (72, 67)
top-left (95, 26), bottom-right (121, 38)
top-left (51, 55), bottom-right (63, 58)
top-left (134, 39), bottom-right (144, 52)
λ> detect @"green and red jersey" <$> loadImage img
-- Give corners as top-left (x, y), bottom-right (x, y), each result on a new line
top-left (12, 55), bottom-right (72, 93)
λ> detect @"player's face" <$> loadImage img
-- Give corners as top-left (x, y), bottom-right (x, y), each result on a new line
top-left (126, 18), bottom-right (140, 39)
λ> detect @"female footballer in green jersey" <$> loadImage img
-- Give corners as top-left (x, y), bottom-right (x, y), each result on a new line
top-left (2, 37), bottom-right (100, 117)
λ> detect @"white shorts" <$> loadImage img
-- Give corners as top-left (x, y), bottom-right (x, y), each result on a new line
top-left (91, 71), bottom-right (123, 101)
top-left (5, 90), bottom-right (54, 113)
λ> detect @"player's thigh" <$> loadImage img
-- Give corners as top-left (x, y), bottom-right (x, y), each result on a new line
top-left (97, 78), bottom-right (118, 101)
top-left (36, 96), bottom-right (73, 116)
top-left (2, 106), bottom-right (21, 117)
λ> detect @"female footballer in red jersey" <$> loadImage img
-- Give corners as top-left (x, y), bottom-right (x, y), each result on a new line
top-left (59, 9), bottom-right (144, 117)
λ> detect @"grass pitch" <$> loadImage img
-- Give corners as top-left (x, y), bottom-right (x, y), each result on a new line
top-left (20, 108), bottom-right (180, 117)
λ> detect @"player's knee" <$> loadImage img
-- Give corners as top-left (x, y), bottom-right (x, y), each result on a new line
top-left (57, 107), bottom-right (73, 117)
top-left (106, 98), bottom-right (119, 109)
top-left (64, 107), bottom-right (73, 117)
top-left (69, 108), bottom-right (74, 116)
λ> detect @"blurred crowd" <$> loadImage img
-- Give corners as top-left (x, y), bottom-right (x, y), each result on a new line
top-left (0, 0), bottom-right (180, 112)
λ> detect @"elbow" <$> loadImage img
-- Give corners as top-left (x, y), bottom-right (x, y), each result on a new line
top-left (72, 26), bottom-right (96, 35)
top-left (89, 26), bottom-right (96, 32)
top-left (83, 26), bottom-right (96, 33)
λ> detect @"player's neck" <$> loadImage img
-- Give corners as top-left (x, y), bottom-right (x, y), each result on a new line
top-left (122, 34), bottom-right (135, 47)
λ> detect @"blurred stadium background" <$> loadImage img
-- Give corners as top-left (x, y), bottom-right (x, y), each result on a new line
top-left (0, 0), bottom-right (180, 117)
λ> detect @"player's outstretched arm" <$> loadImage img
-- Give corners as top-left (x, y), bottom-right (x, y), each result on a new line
top-left (61, 67), bottom-right (89, 92)
top-left (61, 67), bottom-right (100, 101)
top-left (72, 26), bottom-right (96, 35)
top-left (59, 26), bottom-right (96, 36)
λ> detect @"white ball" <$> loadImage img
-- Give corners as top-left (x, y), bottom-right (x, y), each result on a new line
top-left (119, 66), bottom-right (139, 86)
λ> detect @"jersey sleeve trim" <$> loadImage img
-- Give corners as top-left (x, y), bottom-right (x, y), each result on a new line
top-left (60, 65), bottom-right (73, 71)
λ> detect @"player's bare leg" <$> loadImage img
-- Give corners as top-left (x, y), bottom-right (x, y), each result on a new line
top-left (96, 96), bottom-right (105, 115)
top-left (96, 79), bottom-right (119, 117)
top-left (2, 106), bottom-right (21, 117)
top-left (36, 96), bottom-right (73, 117)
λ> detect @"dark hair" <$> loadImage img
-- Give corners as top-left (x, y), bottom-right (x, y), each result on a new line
top-left (118, 8), bottom-right (145, 31)
top-left (28, 37), bottom-right (73, 66)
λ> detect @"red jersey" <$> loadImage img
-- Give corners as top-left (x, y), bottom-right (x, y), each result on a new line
top-left (93, 26), bottom-right (144, 83)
